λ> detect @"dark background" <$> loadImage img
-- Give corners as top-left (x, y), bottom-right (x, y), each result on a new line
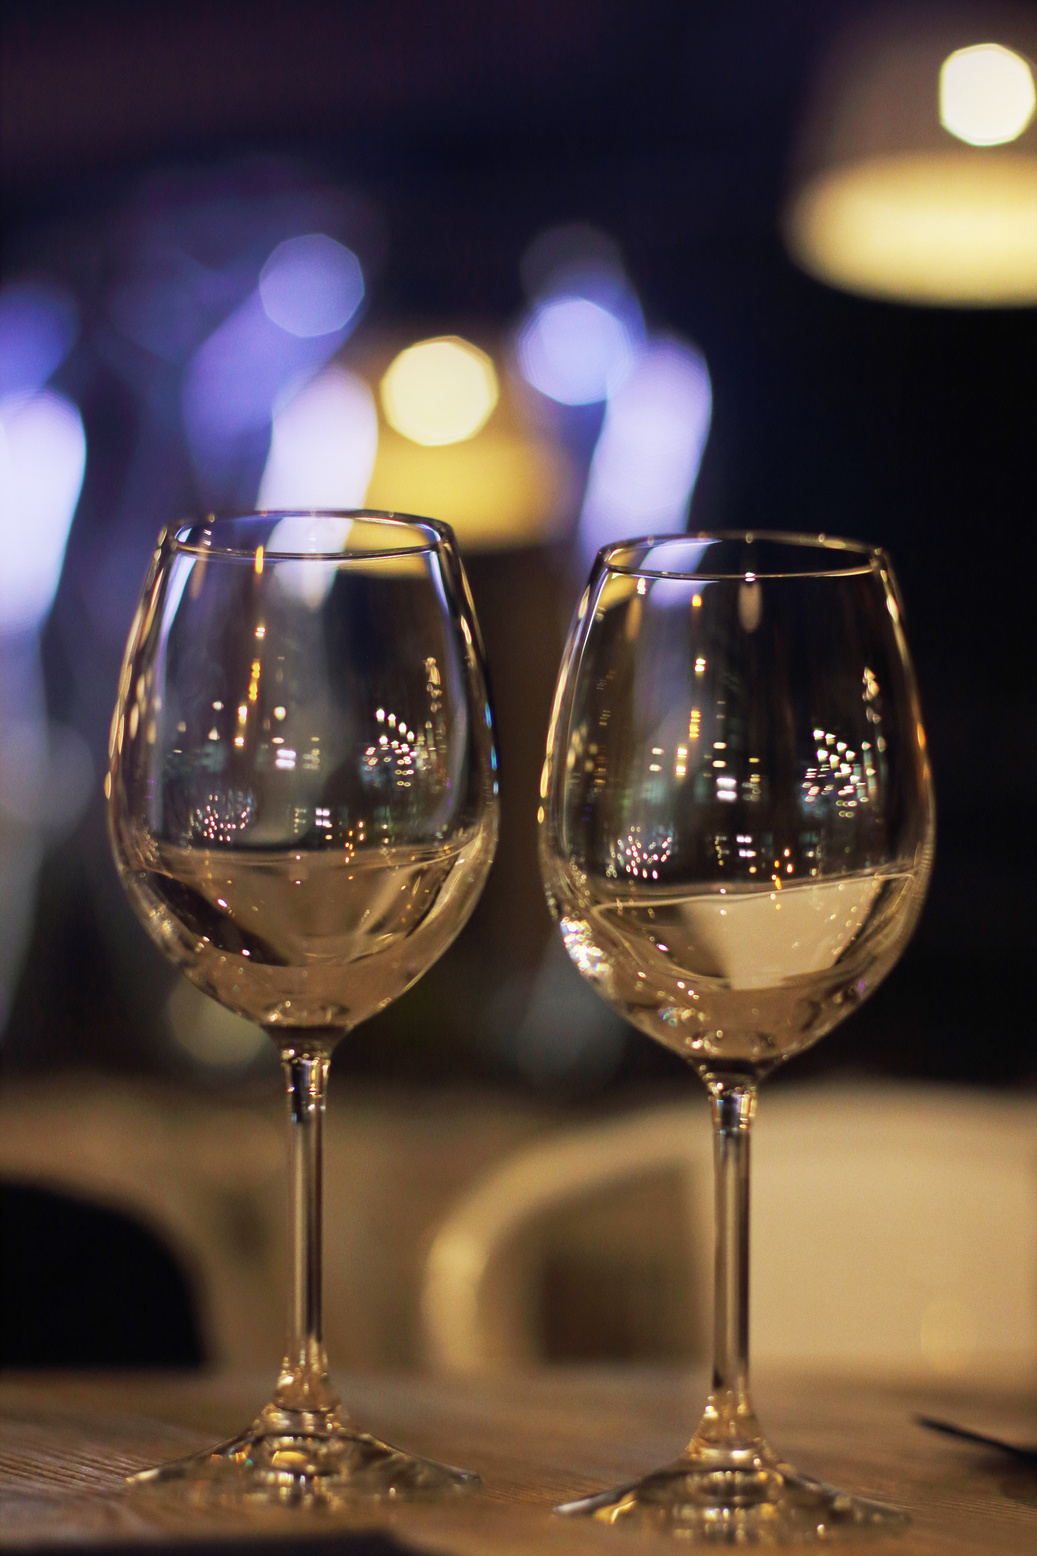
top-left (1, 0), bottom-right (1034, 1098)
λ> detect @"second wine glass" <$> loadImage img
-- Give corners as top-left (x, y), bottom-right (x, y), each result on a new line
top-left (109, 511), bottom-right (498, 1507)
top-left (540, 532), bottom-right (933, 1540)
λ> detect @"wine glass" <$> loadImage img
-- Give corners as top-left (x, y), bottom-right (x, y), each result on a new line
top-left (108, 511), bottom-right (498, 1506)
top-left (539, 532), bottom-right (933, 1540)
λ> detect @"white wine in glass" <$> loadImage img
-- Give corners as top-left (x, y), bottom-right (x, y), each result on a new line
top-left (540, 532), bottom-right (933, 1540)
top-left (109, 511), bottom-right (498, 1508)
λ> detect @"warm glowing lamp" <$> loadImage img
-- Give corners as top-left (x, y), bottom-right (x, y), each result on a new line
top-left (940, 43), bottom-right (1036, 146)
top-left (366, 425), bottom-right (572, 550)
top-left (380, 336), bottom-right (499, 446)
top-left (358, 333), bottom-right (572, 549)
top-left (783, 13), bottom-right (1037, 305)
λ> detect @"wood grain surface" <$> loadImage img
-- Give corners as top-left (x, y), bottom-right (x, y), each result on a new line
top-left (1, 1370), bottom-right (1035, 1553)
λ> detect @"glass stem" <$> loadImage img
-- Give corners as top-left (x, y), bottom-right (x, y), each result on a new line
top-left (273, 1042), bottom-right (338, 1415)
top-left (690, 1078), bottom-right (765, 1457)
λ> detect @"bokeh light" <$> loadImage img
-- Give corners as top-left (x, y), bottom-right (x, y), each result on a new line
top-left (940, 43), bottom-right (1036, 147)
top-left (785, 154), bottom-right (1037, 306)
top-left (166, 980), bottom-right (268, 1069)
top-left (108, 247), bottom-right (226, 364)
top-left (0, 283), bottom-right (78, 399)
top-left (784, 22), bottom-right (1037, 306)
top-left (518, 296), bottom-right (635, 405)
top-left (577, 338), bottom-right (712, 568)
top-left (366, 424), bottom-right (572, 550)
top-left (0, 391), bottom-right (87, 633)
top-left (380, 337), bottom-right (499, 446)
top-left (0, 310), bottom-right (90, 1039)
top-left (259, 234), bottom-right (365, 337)
top-left (182, 292), bottom-right (347, 505)
top-left (258, 366), bottom-right (378, 509)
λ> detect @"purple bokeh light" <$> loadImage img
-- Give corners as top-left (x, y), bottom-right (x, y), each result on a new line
top-left (576, 337), bottom-right (712, 569)
top-left (518, 295), bottom-right (636, 405)
top-left (0, 283), bottom-right (78, 400)
top-left (259, 234), bottom-right (364, 338)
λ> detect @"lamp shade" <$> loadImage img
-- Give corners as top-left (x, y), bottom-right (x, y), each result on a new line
top-left (783, 8), bottom-right (1037, 306)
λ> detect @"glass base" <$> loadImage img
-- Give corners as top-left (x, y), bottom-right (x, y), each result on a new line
top-left (127, 1401), bottom-right (480, 1510)
top-left (557, 1454), bottom-right (909, 1543)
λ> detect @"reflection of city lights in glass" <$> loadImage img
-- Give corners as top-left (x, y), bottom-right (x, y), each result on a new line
top-left (610, 824), bottom-right (674, 881)
top-left (518, 296), bottom-right (634, 404)
top-left (801, 729), bottom-right (876, 815)
top-left (258, 366), bottom-right (377, 509)
top-left (0, 390), bottom-right (86, 632)
top-left (362, 706), bottom-right (429, 792)
top-left (940, 44), bottom-right (1036, 146)
top-left (736, 833), bottom-right (757, 861)
top-left (380, 337), bottom-right (498, 446)
top-left (189, 790), bottom-right (256, 843)
top-left (259, 234), bottom-right (365, 338)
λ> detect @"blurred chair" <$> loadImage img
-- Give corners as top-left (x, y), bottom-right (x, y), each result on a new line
top-left (421, 1085), bottom-right (1037, 1380)
top-left (0, 1082), bottom-right (286, 1370)
top-left (1, 1182), bottom-right (204, 1367)
top-left (0, 1079), bottom-right (551, 1371)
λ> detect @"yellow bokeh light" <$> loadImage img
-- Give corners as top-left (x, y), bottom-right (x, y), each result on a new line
top-left (380, 336), bottom-right (499, 446)
top-left (940, 43), bottom-right (1036, 147)
top-left (365, 425), bottom-right (572, 550)
top-left (784, 152), bottom-right (1037, 305)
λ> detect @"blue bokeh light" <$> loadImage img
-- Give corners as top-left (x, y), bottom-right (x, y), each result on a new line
top-left (182, 293), bottom-right (348, 505)
top-left (0, 390), bottom-right (87, 633)
top-left (258, 365), bottom-right (378, 511)
top-left (518, 295), bottom-right (636, 405)
top-left (0, 283), bottom-right (79, 400)
top-left (577, 337), bottom-right (712, 569)
top-left (259, 234), bottom-right (365, 339)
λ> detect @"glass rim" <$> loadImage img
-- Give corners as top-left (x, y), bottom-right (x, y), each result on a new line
top-left (169, 509), bottom-right (452, 561)
top-left (599, 530), bottom-right (888, 581)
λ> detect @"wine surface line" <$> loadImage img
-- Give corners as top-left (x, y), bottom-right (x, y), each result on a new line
top-left (115, 828), bottom-right (494, 1031)
top-left (549, 866), bottom-right (925, 1073)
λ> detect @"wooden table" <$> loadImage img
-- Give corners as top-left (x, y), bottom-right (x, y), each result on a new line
top-left (1, 1370), bottom-right (1034, 1553)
